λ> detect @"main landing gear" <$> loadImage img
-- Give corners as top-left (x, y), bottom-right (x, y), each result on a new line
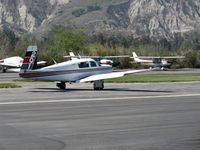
top-left (56, 80), bottom-right (104, 90)
top-left (93, 80), bottom-right (104, 90)
top-left (56, 82), bottom-right (66, 90)
top-left (3, 67), bottom-right (6, 73)
top-left (0, 67), bottom-right (6, 73)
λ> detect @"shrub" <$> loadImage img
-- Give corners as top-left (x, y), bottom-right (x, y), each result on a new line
top-left (183, 51), bottom-right (200, 68)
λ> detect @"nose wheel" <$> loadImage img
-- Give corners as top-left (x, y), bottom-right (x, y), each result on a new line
top-left (93, 80), bottom-right (104, 90)
top-left (57, 82), bottom-right (66, 90)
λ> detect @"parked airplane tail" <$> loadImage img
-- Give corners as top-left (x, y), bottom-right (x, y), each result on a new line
top-left (132, 52), bottom-right (141, 62)
top-left (69, 51), bottom-right (76, 57)
top-left (69, 51), bottom-right (80, 60)
top-left (20, 46), bottom-right (38, 73)
top-left (132, 52), bottom-right (138, 58)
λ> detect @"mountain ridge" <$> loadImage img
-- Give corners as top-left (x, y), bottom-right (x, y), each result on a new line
top-left (0, 0), bottom-right (199, 41)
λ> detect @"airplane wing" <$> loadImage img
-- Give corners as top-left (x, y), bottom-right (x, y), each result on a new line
top-left (136, 56), bottom-right (185, 59)
top-left (87, 55), bottom-right (130, 58)
top-left (64, 55), bottom-right (130, 59)
top-left (6, 68), bottom-right (20, 72)
top-left (78, 69), bottom-right (151, 83)
top-left (0, 64), bottom-right (19, 68)
top-left (160, 56), bottom-right (185, 59)
top-left (0, 61), bottom-right (46, 69)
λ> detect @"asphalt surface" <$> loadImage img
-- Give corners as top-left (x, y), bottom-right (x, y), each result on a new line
top-left (0, 72), bottom-right (200, 150)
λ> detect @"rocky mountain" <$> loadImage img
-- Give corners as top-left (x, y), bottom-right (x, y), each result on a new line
top-left (128, 0), bottom-right (200, 40)
top-left (0, 0), bottom-right (200, 41)
top-left (0, 0), bottom-right (69, 34)
top-left (101, 0), bottom-right (200, 40)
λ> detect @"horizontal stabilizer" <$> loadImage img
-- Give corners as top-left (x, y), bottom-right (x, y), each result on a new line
top-left (37, 61), bottom-right (46, 65)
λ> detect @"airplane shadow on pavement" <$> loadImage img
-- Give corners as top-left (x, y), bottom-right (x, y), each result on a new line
top-left (29, 88), bottom-right (173, 93)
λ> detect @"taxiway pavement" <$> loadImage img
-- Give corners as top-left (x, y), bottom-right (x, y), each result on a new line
top-left (0, 72), bottom-right (200, 150)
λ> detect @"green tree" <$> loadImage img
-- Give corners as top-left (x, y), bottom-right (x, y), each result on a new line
top-left (183, 51), bottom-right (200, 68)
top-left (40, 27), bottom-right (88, 63)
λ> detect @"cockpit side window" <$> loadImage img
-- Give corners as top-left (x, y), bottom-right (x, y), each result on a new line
top-left (90, 61), bottom-right (97, 67)
top-left (153, 58), bottom-right (161, 63)
top-left (78, 61), bottom-right (90, 68)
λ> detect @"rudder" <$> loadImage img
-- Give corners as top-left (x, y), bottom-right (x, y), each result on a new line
top-left (132, 52), bottom-right (142, 62)
top-left (132, 52), bottom-right (138, 58)
top-left (20, 46), bottom-right (37, 73)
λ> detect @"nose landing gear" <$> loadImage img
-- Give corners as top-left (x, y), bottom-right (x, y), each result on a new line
top-left (93, 80), bottom-right (104, 90)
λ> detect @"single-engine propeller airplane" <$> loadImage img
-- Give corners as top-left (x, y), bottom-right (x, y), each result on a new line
top-left (131, 52), bottom-right (185, 70)
top-left (19, 46), bottom-right (152, 90)
top-left (64, 52), bottom-right (130, 66)
top-left (0, 56), bottom-right (23, 72)
top-left (0, 56), bottom-right (46, 73)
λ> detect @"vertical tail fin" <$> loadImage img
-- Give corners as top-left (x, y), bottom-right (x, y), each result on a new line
top-left (132, 52), bottom-right (141, 62)
top-left (132, 52), bottom-right (138, 58)
top-left (69, 51), bottom-right (79, 60)
top-left (20, 46), bottom-right (37, 73)
top-left (69, 51), bottom-right (75, 57)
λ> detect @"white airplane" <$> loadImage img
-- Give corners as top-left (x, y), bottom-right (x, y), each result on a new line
top-left (64, 52), bottom-right (130, 66)
top-left (0, 55), bottom-right (46, 73)
top-left (0, 56), bottom-right (23, 72)
top-left (131, 52), bottom-right (185, 70)
top-left (19, 46), bottom-right (151, 90)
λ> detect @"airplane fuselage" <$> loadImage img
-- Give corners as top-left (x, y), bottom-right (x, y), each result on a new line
top-left (0, 56), bottom-right (23, 68)
top-left (20, 58), bottom-right (112, 82)
top-left (140, 62), bottom-right (171, 67)
top-left (136, 58), bottom-right (171, 67)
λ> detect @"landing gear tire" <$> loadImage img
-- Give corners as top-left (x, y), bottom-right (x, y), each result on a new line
top-left (56, 82), bottom-right (66, 90)
top-left (2, 67), bottom-right (6, 73)
top-left (93, 80), bottom-right (104, 90)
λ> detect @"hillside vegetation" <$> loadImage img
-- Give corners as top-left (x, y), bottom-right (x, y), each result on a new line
top-left (7, 27), bottom-right (200, 69)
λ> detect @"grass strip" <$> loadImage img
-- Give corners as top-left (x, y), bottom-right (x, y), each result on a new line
top-left (14, 79), bottom-right (51, 82)
top-left (0, 83), bottom-right (21, 88)
top-left (14, 74), bottom-right (200, 83)
top-left (105, 74), bottom-right (200, 83)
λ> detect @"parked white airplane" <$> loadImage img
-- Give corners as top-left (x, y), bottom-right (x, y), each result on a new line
top-left (0, 56), bottom-right (23, 72)
top-left (64, 52), bottom-right (129, 66)
top-left (19, 46), bottom-right (151, 90)
top-left (0, 55), bottom-right (46, 73)
top-left (131, 52), bottom-right (184, 70)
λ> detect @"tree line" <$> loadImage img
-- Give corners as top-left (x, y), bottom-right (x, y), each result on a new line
top-left (1, 26), bottom-right (200, 68)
